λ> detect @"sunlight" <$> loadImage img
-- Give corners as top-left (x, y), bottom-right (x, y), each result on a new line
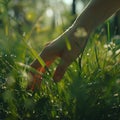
top-left (76, 1), bottom-right (84, 13)
top-left (63, 0), bottom-right (84, 13)
top-left (46, 8), bottom-right (54, 17)
top-left (0, 1), bottom-right (120, 120)
top-left (63, 0), bottom-right (72, 5)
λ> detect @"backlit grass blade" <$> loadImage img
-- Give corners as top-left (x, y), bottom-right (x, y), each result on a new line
top-left (16, 62), bottom-right (42, 75)
top-left (65, 38), bottom-right (71, 51)
top-left (107, 21), bottom-right (111, 42)
top-left (22, 36), bottom-right (46, 68)
top-left (28, 44), bottom-right (46, 68)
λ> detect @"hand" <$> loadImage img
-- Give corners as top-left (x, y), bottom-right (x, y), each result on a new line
top-left (28, 0), bottom-right (120, 90)
top-left (30, 27), bottom-right (88, 89)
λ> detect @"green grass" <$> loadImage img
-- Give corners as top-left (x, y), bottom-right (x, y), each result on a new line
top-left (0, 1), bottom-right (120, 120)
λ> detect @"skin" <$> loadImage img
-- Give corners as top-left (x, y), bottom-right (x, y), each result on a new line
top-left (29, 0), bottom-right (120, 90)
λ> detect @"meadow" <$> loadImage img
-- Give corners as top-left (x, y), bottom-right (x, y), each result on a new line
top-left (0, 0), bottom-right (120, 120)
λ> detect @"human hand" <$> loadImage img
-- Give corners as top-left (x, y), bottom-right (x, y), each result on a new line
top-left (29, 27), bottom-right (88, 90)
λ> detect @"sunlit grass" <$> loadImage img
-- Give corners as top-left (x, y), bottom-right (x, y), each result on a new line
top-left (0, 1), bottom-right (120, 120)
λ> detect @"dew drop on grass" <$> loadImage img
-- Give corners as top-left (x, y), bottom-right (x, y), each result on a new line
top-left (113, 93), bottom-right (119, 97)
top-left (74, 69), bottom-right (77, 72)
top-left (4, 54), bottom-right (7, 57)
top-left (59, 108), bottom-right (62, 112)
top-left (46, 73), bottom-right (49, 75)
top-left (70, 65), bottom-right (73, 68)
top-left (88, 82), bottom-right (92, 86)
top-left (84, 75), bottom-right (86, 78)
top-left (87, 53), bottom-right (90, 56)
top-left (56, 115), bottom-right (59, 119)
top-left (10, 54), bottom-right (16, 58)
top-left (51, 99), bottom-right (54, 103)
top-left (33, 110), bottom-right (35, 114)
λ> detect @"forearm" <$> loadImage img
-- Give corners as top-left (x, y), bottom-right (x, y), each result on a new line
top-left (73, 0), bottom-right (120, 35)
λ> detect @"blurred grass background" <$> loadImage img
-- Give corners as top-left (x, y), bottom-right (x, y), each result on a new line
top-left (0, 0), bottom-right (120, 120)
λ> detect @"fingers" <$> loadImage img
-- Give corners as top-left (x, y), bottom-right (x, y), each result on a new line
top-left (53, 60), bottom-right (70, 82)
top-left (29, 52), bottom-right (61, 91)
top-left (27, 71), bottom-right (42, 91)
top-left (31, 74), bottom-right (42, 91)
top-left (29, 61), bottom-right (53, 90)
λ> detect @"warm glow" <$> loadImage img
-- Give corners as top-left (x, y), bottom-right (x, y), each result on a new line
top-left (46, 8), bottom-right (54, 17)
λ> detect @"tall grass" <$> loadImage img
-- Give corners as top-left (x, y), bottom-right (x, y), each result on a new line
top-left (0, 1), bottom-right (120, 120)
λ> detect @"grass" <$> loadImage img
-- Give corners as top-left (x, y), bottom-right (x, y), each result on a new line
top-left (0, 1), bottom-right (120, 120)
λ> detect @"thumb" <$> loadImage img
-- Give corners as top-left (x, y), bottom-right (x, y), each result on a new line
top-left (53, 60), bottom-right (69, 82)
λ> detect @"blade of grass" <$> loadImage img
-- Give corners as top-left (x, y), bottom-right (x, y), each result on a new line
top-left (94, 45), bottom-right (100, 68)
top-left (25, 42), bottom-right (46, 68)
top-left (65, 38), bottom-right (71, 51)
top-left (107, 21), bottom-right (111, 42)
